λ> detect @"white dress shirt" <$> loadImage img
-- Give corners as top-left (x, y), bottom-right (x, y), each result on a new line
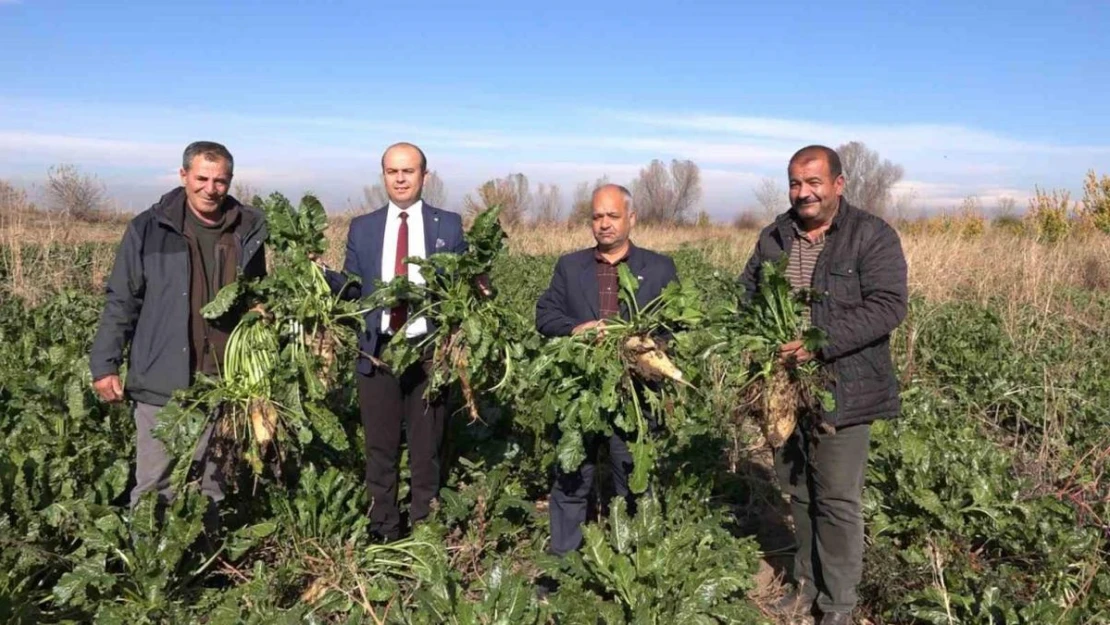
top-left (380, 200), bottom-right (428, 337)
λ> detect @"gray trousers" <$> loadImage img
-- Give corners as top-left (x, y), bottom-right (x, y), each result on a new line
top-left (774, 422), bottom-right (871, 615)
top-left (131, 401), bottom-right (224, 508)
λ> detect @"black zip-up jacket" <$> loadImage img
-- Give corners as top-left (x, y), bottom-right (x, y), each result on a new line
top-left (739, 200), bottom-right (908, 427)
top-left (89, 187), bottom-right (267, 406)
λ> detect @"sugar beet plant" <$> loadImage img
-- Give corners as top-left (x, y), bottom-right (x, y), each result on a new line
top-left (364, 204), bottom-right (532, 423)
top-left (157, 192), bottom-right (366, 480)
top-left (512, 265), bottom-right (706, 494)
top-left (687, 258), bottom-right (834, 448)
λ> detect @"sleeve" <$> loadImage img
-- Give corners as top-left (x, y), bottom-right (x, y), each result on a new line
top-left (89, 222), bottom-right (146, 380)
top-left (536, 257), bottom-right (577, 337)
top-left (325, 222), bottom-right (362, 300)
top-left (737, 237), bottom-right (764, 303)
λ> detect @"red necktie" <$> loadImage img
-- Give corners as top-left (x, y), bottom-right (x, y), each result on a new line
top-left (390, 211), bottom-right (408, 333)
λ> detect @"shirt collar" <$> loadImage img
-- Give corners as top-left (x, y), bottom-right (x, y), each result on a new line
top-left (790, 210), bottom-right (833, 245)
top-left (594, 241), bottom-right (634, 265)
top-left (388, 200), bottom-right (423, 219)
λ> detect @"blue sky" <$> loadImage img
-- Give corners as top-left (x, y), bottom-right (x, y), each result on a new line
top-left (1, 0), bottom-right (1108, 217)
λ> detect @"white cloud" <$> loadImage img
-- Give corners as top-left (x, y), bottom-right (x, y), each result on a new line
top-left (0, 131), bottom-right (175, 160)
top-left (605, 111), bottom-right (1110, 156)
top-left (2, 100), bottom-right (1107, 219)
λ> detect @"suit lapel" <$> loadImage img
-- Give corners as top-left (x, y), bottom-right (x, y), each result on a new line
top-left (369, 208), bottom-right (387, 283)
top-left (578, 252), bottom-right (600, 318)
top-left (422, 204), bottom-right (439, 256)
top-left (627, 245), bottom-right (651, 309)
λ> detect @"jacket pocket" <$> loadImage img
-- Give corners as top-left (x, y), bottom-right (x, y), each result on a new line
top-left (828, 263), bottom-right (862, 304)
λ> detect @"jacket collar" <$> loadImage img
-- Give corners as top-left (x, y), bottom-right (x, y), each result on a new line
top-left (590, 241), bottom-right (640, 268)
top-left (155, 186), bottom-right (246, 235)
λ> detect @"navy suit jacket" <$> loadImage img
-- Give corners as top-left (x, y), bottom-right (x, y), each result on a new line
top-left (535, 244), bottom-right (679, 337)
top-left (327, 203), bottom-right (466, 374)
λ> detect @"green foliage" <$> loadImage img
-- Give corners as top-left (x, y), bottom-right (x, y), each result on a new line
top-left (511, 264), bottom-right (707, 494)
top-left (365, 205), bottom-right (532, 426)
top-left (545, 488), bottom-right (765, 624)
top-left (1, 240), bottom-right (1107, 623)
top-left (163, 192), bottom-right (366, 479)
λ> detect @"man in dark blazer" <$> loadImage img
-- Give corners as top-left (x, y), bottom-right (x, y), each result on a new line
top-left (535, 184), bottom-right (679, 558)
top-left (324, 142), bottom-right (466, 541)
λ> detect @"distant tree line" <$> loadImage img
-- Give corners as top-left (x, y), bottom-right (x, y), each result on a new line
top-left (7, 141), bottom-right (919, 227)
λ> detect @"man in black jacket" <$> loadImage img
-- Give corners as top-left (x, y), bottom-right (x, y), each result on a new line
top-left (536, 184), bottom-right (678, 557)
top-left (739, 145), bottom-right (907, 625)
top-left (90, 141), bottom-right (268, 520)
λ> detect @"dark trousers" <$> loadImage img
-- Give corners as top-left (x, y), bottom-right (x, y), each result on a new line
top-left (549, 431), bottom-right (637, 556)
top-left (774, 422), bottom-right (871, 614)
top-left (356, 357), bottom-right (447, 540)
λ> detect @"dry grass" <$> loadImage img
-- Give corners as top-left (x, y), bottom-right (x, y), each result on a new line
top-left (4, 205), bottom-right (1110, 318)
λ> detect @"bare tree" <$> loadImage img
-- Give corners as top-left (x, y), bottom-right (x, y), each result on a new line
top-left (0, 179), bottom-right (36, 222)
top-left (630, 159), bottom-right (702, 225)
top-left (463, 173), bottom-right (532, 228)
top-left (753, 176), bottom-right (787, 219)
top-left (232, 181), bottom-right (263, 206)
top-left (836, 141), bottom-right (904, 218)
top-left (568, 176), bottom-right (610, 225)
top-left (361, 184), bottom-right (389, 212)
top-left (531, 183), bottom-right (563, 225)
top-left (45, 164), bottom-right (108, 221)
top-left (890, 190), bottom-right (917, 225)
top-left (422, 170), bottom-right (448, 207)
top-left (995, 196), bottom-right (1017, 217)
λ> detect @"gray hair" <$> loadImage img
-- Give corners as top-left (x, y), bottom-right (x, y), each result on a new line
top-left (182, 141), bottom-right (234, 173)
top-left (592, 183), bottom-right (634, 212)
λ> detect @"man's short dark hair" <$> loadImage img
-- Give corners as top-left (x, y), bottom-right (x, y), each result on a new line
top-left (788, 145), bottom-right (843, 179)
top-left (183, 141), bottom-right (234, 172)
top-left (381, 142), bottom-right (428, 172)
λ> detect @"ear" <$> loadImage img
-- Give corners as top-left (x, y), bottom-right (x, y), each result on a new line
top-left (833, 174), bottom-right (846, 197)
top-left (179, 167), bottom-right (188, 186)
top-left (629, 211), bottom-right (637, 228)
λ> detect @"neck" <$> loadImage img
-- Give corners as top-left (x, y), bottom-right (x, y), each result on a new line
top-left (799, 217), bottom-right (832, 237)
top-left (187, 200), bottom-right (223, 226)
top-left (597, 240), bottom-right (630, 263)
top-left (393, 199), bottom-right (419, 211)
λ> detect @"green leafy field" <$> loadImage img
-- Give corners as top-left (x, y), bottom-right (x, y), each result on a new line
top-left (1, 238), bottom-right (1107, 623)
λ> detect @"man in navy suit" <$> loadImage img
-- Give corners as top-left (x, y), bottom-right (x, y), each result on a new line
top-left (535, 183), bottom-right (678, 557)
top-left (325, 142), bottom-right (466, 541)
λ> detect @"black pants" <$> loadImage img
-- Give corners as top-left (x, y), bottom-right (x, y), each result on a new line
top-left (549, 431), bottom-right (637, 556)
top-left (356, 356), bottom-right (447, 540)
top-left (774, 422), bottom-right (871, 615)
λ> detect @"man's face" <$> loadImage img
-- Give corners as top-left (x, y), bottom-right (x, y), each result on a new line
top-left (179, 156), bottom-right (232, 215)
top-left (591, 190), bottom-right (635, 250)
top-left (789, 156), bottom-right (844, 225)
top-left (382, 146), bottom-right (426, 208)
